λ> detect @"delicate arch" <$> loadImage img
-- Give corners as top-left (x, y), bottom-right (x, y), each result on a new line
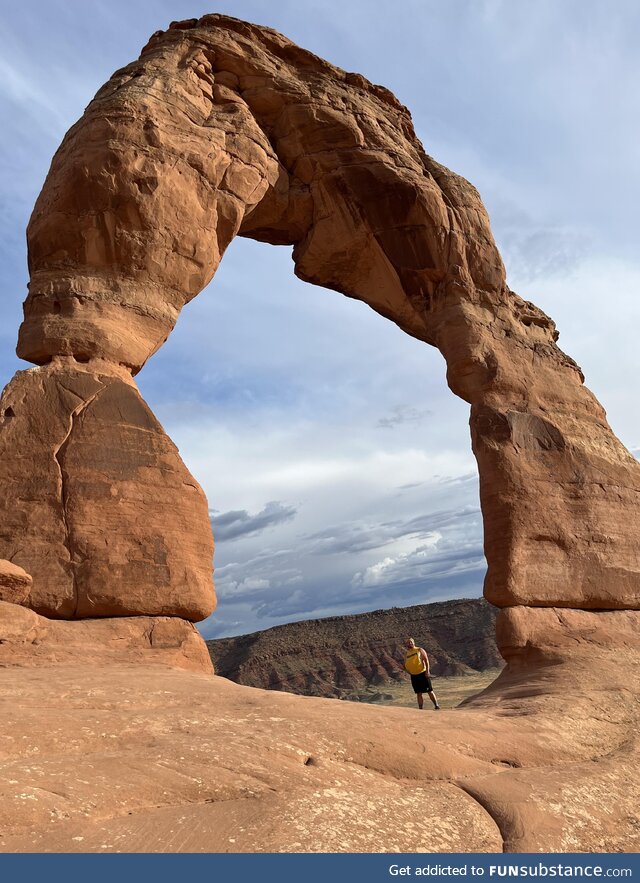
top-left (4, 14), bottom-right (639, 619)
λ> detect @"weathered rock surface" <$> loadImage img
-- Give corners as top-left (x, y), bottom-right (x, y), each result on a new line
top-left (0, 606), bottom-right (638, 853)
top-left (0, 600), bottom-right (212, 673)
top-left (208, 598), bottom-right (501, 697)
top-left (0, 362), bottom-right (214, 620)
top-left (0, 560), bottom-right (32, 605)
top-left (8, 13), bottom-right (637, 612)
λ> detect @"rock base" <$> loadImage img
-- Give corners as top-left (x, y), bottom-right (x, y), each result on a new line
top-left (0, 603), bottom-right (638, 852)
top-left (0, 601), bottom-right (213, 674)
top-left (0, 363), bottom-right (215, 621)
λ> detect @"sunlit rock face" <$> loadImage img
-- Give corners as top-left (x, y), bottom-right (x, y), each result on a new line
top-left (0, 560), bottom-right (32, 606)
top-left (0, 362), bottom-right (214, 621)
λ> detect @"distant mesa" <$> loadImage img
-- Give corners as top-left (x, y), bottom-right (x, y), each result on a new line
top-left (208, 598), bottom-right (500, 698)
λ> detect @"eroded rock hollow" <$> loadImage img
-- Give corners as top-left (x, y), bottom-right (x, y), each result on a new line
top-left (1, 14), bottom-right (639, 635)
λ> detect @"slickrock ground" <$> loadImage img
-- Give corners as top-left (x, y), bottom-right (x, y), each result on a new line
top-left (0, 606), bottom-right (638, 854)
top-left (207, 598), bottom-right (500, 697)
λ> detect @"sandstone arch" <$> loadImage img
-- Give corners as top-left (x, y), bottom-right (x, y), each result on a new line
top-left (1, 13), bottom-right (639, 625)
top-left (1, 14), bottom-right (640, 855)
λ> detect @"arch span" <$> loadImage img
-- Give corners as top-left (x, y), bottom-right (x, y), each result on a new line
top-left (1, 14), bottom-right (639, 621)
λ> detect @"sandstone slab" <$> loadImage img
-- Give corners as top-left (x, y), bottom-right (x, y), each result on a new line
top-left (0, 603), bottom-right (638, 853)
top-left (0, 601), bottom-right (212, 673)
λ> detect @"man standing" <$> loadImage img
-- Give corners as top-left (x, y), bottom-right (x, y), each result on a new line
top-left (404, 637), bottom-right (440, 710)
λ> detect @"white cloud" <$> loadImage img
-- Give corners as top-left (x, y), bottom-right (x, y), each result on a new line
top-left (377, 405), bottom-right (433, 429)
top-left (240, 578), bottom-right (270, 591)
top-left (352, 533), bottom-right (442, 589)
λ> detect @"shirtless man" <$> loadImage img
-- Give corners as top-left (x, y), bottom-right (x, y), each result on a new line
top-left (404, 637), bottom-right (440, 710)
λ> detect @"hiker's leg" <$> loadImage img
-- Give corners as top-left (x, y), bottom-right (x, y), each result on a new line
top-left (428, 690), bottom-right (439, 708)
top-left (416, 692), bottom-right (424, 709)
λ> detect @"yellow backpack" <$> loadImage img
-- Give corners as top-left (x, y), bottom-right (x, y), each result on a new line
top-left (404, 647), bottom-right (426, 675)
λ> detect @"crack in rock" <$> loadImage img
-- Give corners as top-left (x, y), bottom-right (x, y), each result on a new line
top-left (52, 381), bottom-right (106, 616)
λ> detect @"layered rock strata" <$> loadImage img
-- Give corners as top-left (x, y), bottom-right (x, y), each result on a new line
top-left (8, 13), bottom-right (638, 617)
top-left (208, 598), bottom-right (501, 697)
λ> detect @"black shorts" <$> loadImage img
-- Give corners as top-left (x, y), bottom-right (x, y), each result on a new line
top-left (410, 672), bottom-right (433, 694)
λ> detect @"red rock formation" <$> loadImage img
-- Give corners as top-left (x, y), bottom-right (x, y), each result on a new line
top-left (0, 600), bottom-right (213, 673)
top-left (0, 560), bottom-right (32, 606)
top-left (0, 363), bottom-right (214, 620)
top-left (208, 598), bottom-right (501, 697)
top-left (9, 14), bottom-right (638, 617)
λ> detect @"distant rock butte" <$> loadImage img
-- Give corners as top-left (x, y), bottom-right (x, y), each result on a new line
top-left (208, 598), bottom-right (501, 697)
top-left (0, 14), bottom-right (638, 854)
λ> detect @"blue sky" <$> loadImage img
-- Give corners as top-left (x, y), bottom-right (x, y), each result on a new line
top-left (1, 1), bottom-right (639, 637)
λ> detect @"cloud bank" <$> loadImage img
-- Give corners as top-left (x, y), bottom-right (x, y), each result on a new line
top-left (210, 501), bottom-right (297, 541)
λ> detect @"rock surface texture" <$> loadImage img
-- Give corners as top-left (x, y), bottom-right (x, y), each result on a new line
top-left (6, 13), bottom-right (638, 613)
top-left (0, 362), bottom-right (214, 620)
top-left (0, 608), bottom-right (638, 852)
top-left (0, 600), bottom-right (212, 673)
top-left (0, 560), bottom-right (32, 606)
top-left (0, 13), bottom-right (639, 854)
